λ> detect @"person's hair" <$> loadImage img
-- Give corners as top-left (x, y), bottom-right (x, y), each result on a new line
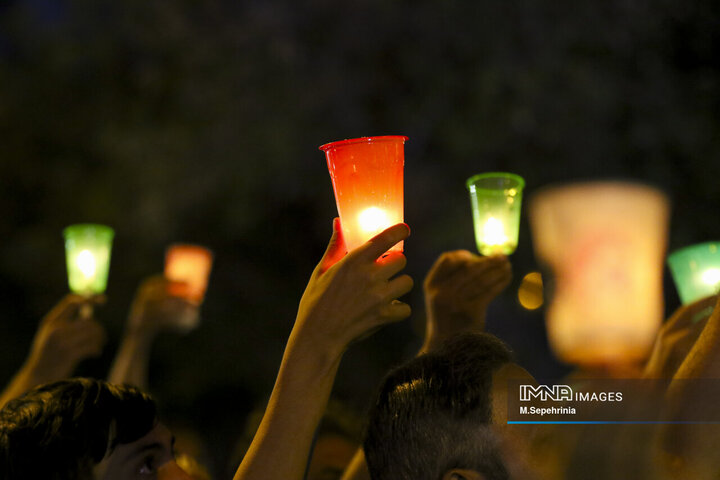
top-left (364, 333), bottom-right (513, 480)
top-left (0, 377), bottom-right (157, 480)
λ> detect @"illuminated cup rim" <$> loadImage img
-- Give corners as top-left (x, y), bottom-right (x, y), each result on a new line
top-left (63, 223), bottom-right (115, 240)
top-left (466, 172), bottom-right (525, 193)
top-left (165, 243), bottom-right (215, 260)
top-left (319, 135), bottom-right (409, 152)
top-left (667, 241), bottom-right (720, 264)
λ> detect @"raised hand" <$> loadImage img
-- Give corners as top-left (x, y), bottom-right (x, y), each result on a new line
top-left (108, 275), bottom-right (199, 388)
top-left (644, 294), bottom-right (717, 379)
top-left (0, 295), bottom-right (106, 408)
top-left (127, 275), bottom-right (200, 336)
top-left (294, 219), bottom-right (413, 358)
top-left (421, 250), bottom-right (511, 353)
top-left (25, 294), bottom-right (107, 382)
top-left (234, 219), bottom-right (412, 480)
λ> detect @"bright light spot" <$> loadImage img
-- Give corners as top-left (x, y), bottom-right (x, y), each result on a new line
top-left (518, 272), bottom-right (544, 310)
top-left (358, 207), bottom-right (389, 233)
top-left (701, 268), bottom-right (720, 287)
top-left (76, 250), bottom-right (97, 279)
top-left (483, 217), bottom-right (508, 246)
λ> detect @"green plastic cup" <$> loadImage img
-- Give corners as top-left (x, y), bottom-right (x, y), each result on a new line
top-left (668, 242), bottom-right (720, 305)
top-left (63, 224), bottom-right (115, 295)
top-left (466, 172), bottom-right (525, 255)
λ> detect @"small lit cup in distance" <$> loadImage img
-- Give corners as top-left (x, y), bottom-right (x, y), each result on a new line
top-left (668, 242), bottom-right (720, 305)
top-left (164, 244), bottom-right (214, 304)
top-left (466, 172), bottom-right (525, 256)
top-left (63, 223), bottom-right (115, 296)
top-left (320, 135), bottom-right (407, 253)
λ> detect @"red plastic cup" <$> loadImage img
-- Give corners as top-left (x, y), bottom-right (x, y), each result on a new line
top-left (164, 244), bottom-right (214, 304)
top-left (320, 136), bottom-right (407, 253)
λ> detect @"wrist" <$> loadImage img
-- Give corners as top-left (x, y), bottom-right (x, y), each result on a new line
top-left (285, 325), bottom-right (344, 382)
top-left (422, 309), bottom-right (487, 355)
top-left (20, 357), bottom-right (67, 386)
top-left (124, 316), bottom-right (160, 342)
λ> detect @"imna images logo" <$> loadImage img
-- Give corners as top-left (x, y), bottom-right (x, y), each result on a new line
top-left (519, 384), bottom-right (573, 402)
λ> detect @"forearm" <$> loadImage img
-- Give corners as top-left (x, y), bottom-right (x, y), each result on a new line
top-left (107, 330), bottom-right (154, 388)
top-left (665, 301), bottom-right (720, 426)
top-left (234, 329), bottom-right (343, 480)
top-left (672, 307), bottom-right (720, 381)
top-left (0, 360), bottom-right (56, 409)
top-left (340, 449), bottom-right (371, 480)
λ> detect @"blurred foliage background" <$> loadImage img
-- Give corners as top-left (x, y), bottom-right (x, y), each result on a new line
top-left (1, 0), bottom-right (720, 475)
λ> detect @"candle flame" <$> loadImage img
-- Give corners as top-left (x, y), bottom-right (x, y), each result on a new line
top-left (701, 268), bottom-right (720, 287)
top-left (483, 217), bottom-right (508, 246)
top-left (358, 207), bottom-right (390, 234)
top-left (76, 249), bottom-right (97, 279)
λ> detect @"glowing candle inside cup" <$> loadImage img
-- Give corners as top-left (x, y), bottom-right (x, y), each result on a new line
top-left (63, 224), bottom-right (114, 295)
top-left (702, 268), bottom-right (720, 287)
top-left (165, 244), bottom-right (214, 304)
top-left (466, 173), bottom-right (525, 256)
top-left (320, 136), bottom-right (407, 253)
top-left (668, 242), bottom-right (720, 305)
top-left (529, 182), bottom-right (669, 367)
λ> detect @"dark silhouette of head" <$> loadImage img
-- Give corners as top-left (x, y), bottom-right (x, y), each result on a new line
top-left (0, 377), bottom-right (157, 480)
top-left (364, 333), bottom-right (515, 480)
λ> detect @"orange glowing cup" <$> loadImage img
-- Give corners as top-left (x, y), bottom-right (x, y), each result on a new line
top-left (320, 136), bottom-right (407, 253)
top-left (529, 182), bottom-right (669, 368)
top-left (164, 244), bottom-right (214, 304)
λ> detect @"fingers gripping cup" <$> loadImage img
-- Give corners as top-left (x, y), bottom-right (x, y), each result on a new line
top-left (320, 136), bottom-right (407, 253)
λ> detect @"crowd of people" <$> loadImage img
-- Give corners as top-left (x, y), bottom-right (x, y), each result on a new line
top-left (1, 218), bottom-right (719, 479)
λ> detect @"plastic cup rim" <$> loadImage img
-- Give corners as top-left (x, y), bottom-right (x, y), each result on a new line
top-left (667, 241), bottom-right (720, 264)
top-left (466, 172), bottom-right (525, 192)
top-left (166, 243), bottom-right (215, 260)
top-left (63, 223), bottom-right (115, 239)
top-left (319, 135), bottom-right (409, 152)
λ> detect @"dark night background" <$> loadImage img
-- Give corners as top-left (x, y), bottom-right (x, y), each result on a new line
top-left (1, 0), bottom-right (719, 475)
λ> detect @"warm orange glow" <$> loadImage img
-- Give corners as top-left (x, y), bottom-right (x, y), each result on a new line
top-left (165, 244), bottom-right (214, 303)
top-left (518, 272), bottom-right (544, 310)
top-left (321, 136), bottom-right (406, 253)
top-left (529, 182), bottom-right (669, 367)
top-left (358, 207), bottom-right (391, 235)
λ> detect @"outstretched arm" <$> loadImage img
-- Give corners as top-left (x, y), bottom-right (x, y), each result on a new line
top-left (341, 250), bottom-right (512, 480)
top-left (643, 294), bottom-right (717, 379)
top-left (233, 219), bottom-right (412, 480)
top-left (670, 294), bottom-right (720, 381)
top-left (0, 295), bottom-right (106, 409)
top-left (657, 295), bottom-right (720, 476)
top-left (108, 276), bottom-right (199, 388)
